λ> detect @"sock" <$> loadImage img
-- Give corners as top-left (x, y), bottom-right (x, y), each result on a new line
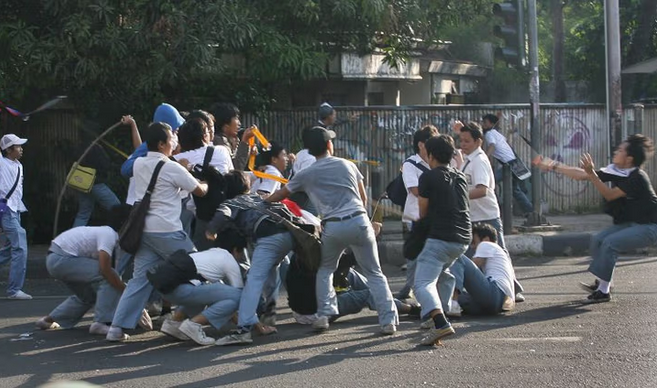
top-left (432, 313), bottom-right (449, 329)
top-left (596, 279), bottom-right (611, 294)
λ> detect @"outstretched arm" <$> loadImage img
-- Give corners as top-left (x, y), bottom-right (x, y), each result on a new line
top-left (533, 155), bottom-right (589, 181)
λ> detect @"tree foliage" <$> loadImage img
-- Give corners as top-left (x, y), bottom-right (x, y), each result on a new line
top-left (0, 0), bottom-right (493, 118)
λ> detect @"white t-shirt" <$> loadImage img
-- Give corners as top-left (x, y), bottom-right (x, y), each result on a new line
top-left (462, 147), bottom-right (500, 222)
top-left (250, 165), bottom-right (283, 194)
top-left (189, 248), bottom-right (244, 288)
top-left (133, 152), bottom-right (200, 233)
top-left (174, 145), bottom-right (233, 174)
top-left (402, 154), bottom-right (430, 222)
top-left (474, 241), bottom-right (515, 301)
top-left (53, 226), bottom-right (118, 259)
top-left (0, 157), bottom-right (26, 212)
top-left (292, 149), bottom-right (316, 175)
top-left (126, 177), bottom-right (137, 206)
top-left (484, 129), bottom-right (515, 163)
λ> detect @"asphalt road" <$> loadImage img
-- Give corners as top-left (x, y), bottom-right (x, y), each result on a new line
top-left (1, 255), bottom-right (657, 388)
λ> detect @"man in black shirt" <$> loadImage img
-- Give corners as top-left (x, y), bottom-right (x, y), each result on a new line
top-left (413, 135), bottom-right (471, 346)
top-left (535, 134), bottom-right (657, 303)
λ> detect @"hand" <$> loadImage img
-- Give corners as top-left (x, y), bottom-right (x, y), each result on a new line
top-left (532, 155), bottom-right (554, 172)
top-left (453, 149), bottom-right (464, 167)
top-left (206, 231), bottom-right (217, 241)
top-left (580, 153), bottom-right (596, 176)
top-left (453, 120), bottom-right (464, 133)
top-left (250, 145), bottom-right (258, 156)
top-left (177, 158), bottom-right (191, 170)
top-left (287, 152), bottom-right (296, 164)
top-left (121, 115), bottom-right (136, 126)
top-left (372, 221), bottom-right (383, 237)
top-left (241, 125), bottom-right (256, 143)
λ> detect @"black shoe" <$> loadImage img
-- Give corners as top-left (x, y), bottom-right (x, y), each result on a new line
top-left (585, 290), bottom-right (611, 304)
top-left (579, 279), bottom-right (599, 293)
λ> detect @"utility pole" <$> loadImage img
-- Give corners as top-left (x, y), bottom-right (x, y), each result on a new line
top-left (605, 0), bottom-right (623, 152)
top-left (525, 0), bottom-right (544, 227)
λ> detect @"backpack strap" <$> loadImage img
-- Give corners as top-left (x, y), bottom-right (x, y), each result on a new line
top-left (146, 161), bottom-right (166, 195)
top-left (202, 146), bottom-right (214, 169)
top-left (4, 166), bottom-right (21, 200)
top-left (404, 158), bottom-right (430, 173)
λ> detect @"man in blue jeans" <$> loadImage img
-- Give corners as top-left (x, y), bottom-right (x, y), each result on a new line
top-left (450, 223), bottom-right (516, 316)
top-left (72, 143), bottom-right (120, 227)
top-left (0, 134), bottom-right (31, 300)
top-left (413, 134), bottom-right (471, 346)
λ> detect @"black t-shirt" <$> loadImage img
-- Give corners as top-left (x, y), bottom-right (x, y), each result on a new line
top-left (597, 168), bottom-right (657, 224)
top-left (418, 166), bottom-right (471, 244)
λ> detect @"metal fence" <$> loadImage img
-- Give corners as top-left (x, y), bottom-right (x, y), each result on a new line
top-left (5, 102), bottom-right (657, 242)
top-left (244, 103), bottom-right (615, 215)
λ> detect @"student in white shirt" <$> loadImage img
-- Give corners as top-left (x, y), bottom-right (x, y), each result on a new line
top-left (0, 134), bottom-right (31, 299)
top-left (157, 228), bottom-right (247, 346)
top-left (482, 114), bottom-right (533, 215)
top-left (251, 142), bottom-right (288, 196)
top-left (35, 208), bottom-right (148, 335)
top-left (449, 223), bottom-right (516, 316)
top-left (396, 125), bottom-right (436, 300)
top-left (106, 123), bottom-right (208, 342)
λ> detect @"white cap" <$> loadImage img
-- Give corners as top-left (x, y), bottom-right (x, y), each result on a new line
top-left (0, 134), bottom-right (27, 151)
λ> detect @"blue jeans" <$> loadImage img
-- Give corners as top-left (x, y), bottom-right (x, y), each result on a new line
top-left (589, 223), bottom-right (657, 282)
top-left (450, 255), bottom-right (506, 315)
top-left (238, 232), bottom-right (294, 328)
top-left (111, 231), bottom-right (194, 329)
top-left (46, 251), bottom-right (122, 327)
top-left (414, 238), bottom-right (468, 319)
top-left (165, 282), bottom-right (241, 329)
top-left (337, 269), bottom-right (404, 316)
top-left (0, 210), bottom-right (27, 295)
top-left (495, 167), bottom-right (533, 214)
top-left (317, 214), bottom-right (398, 326)
top-left (72, 183), bottom-right (120, 228)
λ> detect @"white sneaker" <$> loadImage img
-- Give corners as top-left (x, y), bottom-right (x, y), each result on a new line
top-left (312, 315), bottom-right (330, 332)
top-left (161, 319), bottom-right (190, 341)
top-left (106, 326), bottom-right (129, 342)
top-left (138, 309), bottom-right (153, 331)
top-left (8, 290), bottom-right (32, 300)
top-left (178, 319), bottom-right (215, 346)
top-left (420, 318), bottom-right (434, 330)
top-left (446, 300), bottom-right (463, 318)
top-left (381, 324), bottom-right (397, 335)
top-left (215, 330), bottom-right (252, 346)
top-left (89, 322), bottom-right (110, 335)
top-left (35, 317), bottom-right (60, 330)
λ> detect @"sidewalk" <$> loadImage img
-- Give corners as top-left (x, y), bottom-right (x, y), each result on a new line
top-left (378, 213), bottom-right (613, 266)
top-left (0, 214), bottom-right (614, 280)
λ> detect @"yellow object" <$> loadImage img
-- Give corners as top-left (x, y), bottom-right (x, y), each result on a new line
top-left (248, 137), bottom-right (256, 171)
top-left (252, 126), bottom-right (270, 149)
top-left (100, 140), bottom-right (129, 159)
top-left (253, 170), bottom-right (288, 184)
top-left (67, 163), bottom-right (96, 193)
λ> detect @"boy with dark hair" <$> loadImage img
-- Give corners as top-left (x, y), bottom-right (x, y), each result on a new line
top-left (413, 134), bottom-right (471, 346)
top-left (36, 205), bottom-right (136, 335)
top-left (0, 134), bottom-right (31, 299)
top-left (210, 102), bottom-right (255, 171)
top-left (396, 125), bottom-right (438, 300)
top-left (251, 142), bottom-right (288, 196)
top-left (481, 114), bottom-right (533, 216)
top-left (267, 126), bottom-right (399, 335)
top-left (449, 223), bottom-right (516, 316)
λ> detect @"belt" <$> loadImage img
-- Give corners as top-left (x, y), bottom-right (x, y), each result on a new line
top-left (322, 211), bottom-right (366, 225)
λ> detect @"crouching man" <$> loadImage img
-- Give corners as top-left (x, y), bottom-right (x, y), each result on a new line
top-left (206, 171), bottom-right (297, 345)
top-left (35, 206), bottom-right (145, 335)
top-left (449, 223), bottom-right (516, 316)
top-left (147, 227), bottom-right (246, 346)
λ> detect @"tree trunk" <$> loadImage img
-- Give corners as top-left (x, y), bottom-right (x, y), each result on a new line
top-left (624, 0), bottom-right (657, 102)
top-left (551, 0), bottom-right (566, 102)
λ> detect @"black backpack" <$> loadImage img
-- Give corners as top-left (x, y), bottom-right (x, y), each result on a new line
top-left (191, 147), bottom-right (227, 222)
top-left (385, 158), bottom-right (430, 208)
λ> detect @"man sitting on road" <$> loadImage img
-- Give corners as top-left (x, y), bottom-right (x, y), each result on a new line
top-left (450, 223), bottom-right (516, 316)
